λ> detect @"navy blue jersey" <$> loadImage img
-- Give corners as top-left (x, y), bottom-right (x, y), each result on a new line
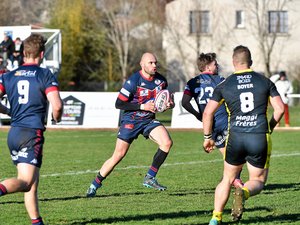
top-left (212, 69), bottom-right (280, 133)
top-left (0, 64), bottom-right (59, 129)
top-left (184, 73), bottom-right (228, 130)
top-left (118, 70), bottom-right (168, 121)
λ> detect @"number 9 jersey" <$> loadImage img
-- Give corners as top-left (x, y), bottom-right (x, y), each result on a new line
top-left (0, 64), bottom-right (59, 130)
top-left (211, 69), bottom-right (280, 133)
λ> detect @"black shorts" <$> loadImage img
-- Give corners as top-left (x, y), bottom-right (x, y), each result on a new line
top-left (225, 132), bottom-right (271, 169)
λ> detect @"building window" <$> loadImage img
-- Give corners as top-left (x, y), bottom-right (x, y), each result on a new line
top-left (268, 11), bottom-right (288, 33)
top-left (189, 10), bottom-right (210, 34)
top-left (236, 10), bottom-right (245, 28)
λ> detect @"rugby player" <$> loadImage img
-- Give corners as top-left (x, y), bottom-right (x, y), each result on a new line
top-left (86, 52), bottom-right (174, 197)
top-left (182, 52), bottom-right (242, 187)
top-left (203, 45), bottom-right (284, 225)
top-left (0, 34), bottom-right (63, 225)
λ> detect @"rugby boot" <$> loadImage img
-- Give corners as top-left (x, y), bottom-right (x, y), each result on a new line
top-left (143, 175), bottom-right (167, 191)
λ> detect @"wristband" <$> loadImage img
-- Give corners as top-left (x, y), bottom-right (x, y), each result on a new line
top-left (140, 104), bottom-right (145, 110)
top-left (269, 115), bottom-right (277, 133)
top-left (204, 134), bottom-right (212, 140)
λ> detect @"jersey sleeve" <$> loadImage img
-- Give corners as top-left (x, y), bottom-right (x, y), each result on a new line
top-left (42, 69), bottom-right (59, 95)
top-left (183, 79), bottom-right (193, 96)
top-left (211, 82), bottom-right (224, 103)
top-left (268, 79), bottom-right (280, 97)
top-left (117, 76), bottom-right (136, 102)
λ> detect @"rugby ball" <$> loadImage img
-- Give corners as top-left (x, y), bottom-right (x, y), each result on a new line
top-left (154, 89), bottom-right (170, 112)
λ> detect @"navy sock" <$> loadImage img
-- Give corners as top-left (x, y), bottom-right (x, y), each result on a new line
top-left (32, 217), bottom-right (44, 225)
top-left (0, 184), bottom-right (7, 196)
top-left (92, 172), bottom-right (106, 188)
top-left (147, 149), bottom-right (168, 177)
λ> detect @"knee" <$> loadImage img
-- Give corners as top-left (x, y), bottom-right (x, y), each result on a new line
top-left (21, 181), bottom-right (33, 192)
top-left (161, 138), bottom-right (173, 151)
top-left (113, 150), bottom-right (127, 161)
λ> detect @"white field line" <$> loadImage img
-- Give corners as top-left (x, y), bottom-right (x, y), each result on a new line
top-left (40, 152), bottom-right (300, 178)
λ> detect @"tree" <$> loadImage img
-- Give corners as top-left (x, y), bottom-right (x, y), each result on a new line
top-left (96, 0), bottom-right (140, 83)
top-left (48, 0), bottom-right (118, 91)
top-left (0, 0), bottom-right (51, 26)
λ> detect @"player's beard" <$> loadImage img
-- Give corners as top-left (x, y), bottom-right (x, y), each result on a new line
top-left (145, 67), bottom-right (156, 76)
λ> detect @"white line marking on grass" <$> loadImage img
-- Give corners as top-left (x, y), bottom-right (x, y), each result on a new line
top-left (40, 152), bottom-right (300, 178)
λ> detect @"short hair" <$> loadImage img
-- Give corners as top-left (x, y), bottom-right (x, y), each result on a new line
top-left (23, 34), bottom-right (47, 59)
top-left (233, 45), bottom-right (252, 67)
top-left (197, 52), bottom-right (217, 72)
top-left (279, 71), bottom-right (286, 77)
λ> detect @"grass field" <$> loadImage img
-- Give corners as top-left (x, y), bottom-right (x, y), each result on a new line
top-left (0, 127), bottom-right (299, 224)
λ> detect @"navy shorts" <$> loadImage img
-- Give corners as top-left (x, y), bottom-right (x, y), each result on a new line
top-left (7, 127), bottom-right (45, 168)
top-left (212, 126), bottom-right (228, 149)
top-left (225, 132), bottom-right (271, 169)
top-left (118, 119), bottom-right (163, 144)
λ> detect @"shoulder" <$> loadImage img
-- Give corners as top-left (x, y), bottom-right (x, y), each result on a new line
top-left (154, 72), bottom-right (167, 81)
top-left (187, 75), bottom-right (199, 84)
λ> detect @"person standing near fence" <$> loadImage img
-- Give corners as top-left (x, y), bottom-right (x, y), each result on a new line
top-left (270, 71), bottom-right (293, 127)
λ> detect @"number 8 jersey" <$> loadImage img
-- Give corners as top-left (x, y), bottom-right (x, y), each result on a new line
top-left (211, 69), bottom-right (280, 133)
top-left (0, 64), bottom-right (59, 130)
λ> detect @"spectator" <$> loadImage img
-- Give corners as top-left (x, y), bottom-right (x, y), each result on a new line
top-left (10, 37), bottom-right (24, 67)
top-left (0, 32), bottom-right (15, 61)
top-left (270, 71), bottom-right (293, 127)
top-left (0, 55), bottom-right (7, 75)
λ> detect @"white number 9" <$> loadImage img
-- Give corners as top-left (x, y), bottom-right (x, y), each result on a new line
top-left (18, 80), bottom-right (30, 104)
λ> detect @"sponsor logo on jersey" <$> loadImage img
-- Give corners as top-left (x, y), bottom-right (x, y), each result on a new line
top-left (235, 114), bottom-right (258, 127)
top-left (199, 79), bottom-right (212, 84)
top-left (15, 70), bottom-right (37, 77)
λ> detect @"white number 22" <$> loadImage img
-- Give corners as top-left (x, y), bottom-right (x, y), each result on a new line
top-left (18, 80), bottom-right (29, 104)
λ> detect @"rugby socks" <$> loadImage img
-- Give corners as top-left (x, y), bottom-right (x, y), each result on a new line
top-left (242, 186), bottom-right (250, 200)
top-left (92, 172), bottom-right (106, 189)
top-left (0, 183), bottom-right (7, 196)
top-left (31, 217), bottom-right (44, 225)
top-left (212, 211), bottom-right (222, 222)
top-left (147, 148), bottom-right (168, 177)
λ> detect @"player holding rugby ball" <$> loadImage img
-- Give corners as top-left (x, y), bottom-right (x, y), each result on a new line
top-left (86, 52), bottom-right (174, 197)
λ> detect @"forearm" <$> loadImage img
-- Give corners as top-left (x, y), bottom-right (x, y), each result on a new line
top-left (0, 103), bottom-right (10, 115)
top-left (52, 105), bottom-right (63, 122)
top-left (183, 103), bottom-right (202, 121)
top-left (115, 98), bottom-right (141, 111)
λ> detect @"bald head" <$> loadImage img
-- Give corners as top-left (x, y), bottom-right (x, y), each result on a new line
top-left (140, 52), bottom-right (157, 64)
top-left (140, 52), bottom-right (158, 77)
top-left (232, 45), bottom-right (252, 69)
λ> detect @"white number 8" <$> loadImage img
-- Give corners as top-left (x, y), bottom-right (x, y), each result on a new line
top-left (18, 80), bottom-right (30, 104)
top-left (240, 92), bottom-right (254, 113)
